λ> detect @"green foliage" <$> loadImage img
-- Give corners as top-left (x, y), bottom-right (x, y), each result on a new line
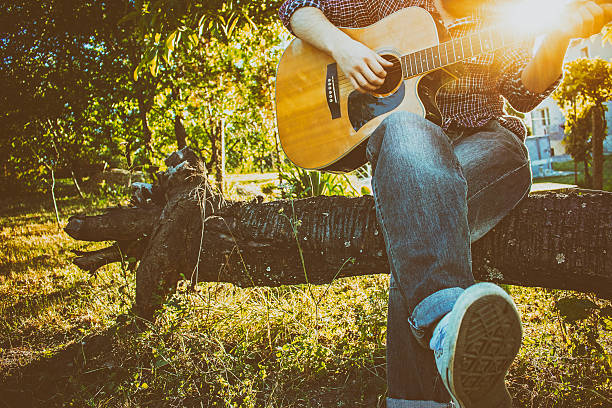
top-left (279, 166), bottom-right (360, 199)
top-left (552, 58), bottom-right (612, 188)
top-left (123, 0), bottom-right (284, 79)
top-left (0, 0), bottom-right (163, 192)
top-left (1, 190), bottom-right (611, 407)
top-left (508, 287), bottom-right (612, 407)
top-left (1, 0), bottom-right (290, 194)
top-left (563, 109), bottom-right (592, 163)
top-left (553, 295), bottom-right (611, 388)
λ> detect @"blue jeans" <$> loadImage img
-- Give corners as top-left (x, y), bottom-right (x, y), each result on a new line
top-left (365, 112), bottom-right (532, 407)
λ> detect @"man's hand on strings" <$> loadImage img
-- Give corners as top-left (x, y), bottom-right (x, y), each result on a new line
top-left (331, 38), bottom-right (394, 93)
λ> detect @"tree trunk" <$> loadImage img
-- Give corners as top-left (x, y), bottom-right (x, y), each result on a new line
top-left (574, 161), bottom-right (578, 185)
top-left (50, 166), bottom-right (61, 231)
top-left (71, 169), bottom-right (85, 199)
top-left (209, 121), bottom-right (223, 194)
top-left (591, 105), bottom-right (605, 190)
top-left (583, 159), bottom-right (591, 188)
top-left (172, 85), bottom-right (188, 150)
top-left (137, 94), bottom-right (153, 161)
top-left (64, 148), bottom-right (612, 320)
top-left (174, 115), bottom-right (188, 150)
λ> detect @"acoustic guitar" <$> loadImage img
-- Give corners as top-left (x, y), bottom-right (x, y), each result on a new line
top-left (275, 7), bottom-right (526, 173)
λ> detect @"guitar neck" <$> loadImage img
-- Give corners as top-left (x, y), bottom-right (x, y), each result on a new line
top-left (400, 28), bottom-right (530, 78)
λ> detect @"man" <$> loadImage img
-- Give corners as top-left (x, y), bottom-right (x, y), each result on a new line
top-left (278, 1), bottom-right (611, 407)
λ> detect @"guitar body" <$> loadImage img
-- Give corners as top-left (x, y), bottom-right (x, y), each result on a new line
top-left (275, 7), bottom-right (457, 172)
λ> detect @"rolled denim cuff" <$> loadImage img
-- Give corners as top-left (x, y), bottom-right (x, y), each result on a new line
top-left (409, 287), bottom-right (465, 349)
top-left (386, 397), bottom-right (453, 407)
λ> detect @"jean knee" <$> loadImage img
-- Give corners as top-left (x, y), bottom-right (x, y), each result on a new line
top-left (467, 158), bottom-right (532, 242)
top-left (367, 111), bottom-right (448, 171)
top-left (382, 111), bottom-right (429, 130)
top-left (491, 123), bottom-right (531, 166)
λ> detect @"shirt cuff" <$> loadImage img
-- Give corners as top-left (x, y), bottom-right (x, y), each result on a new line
top-left (279, 0), bottom-right (326, 34)
top-left (504, 67), bottom-right (563, 112)
top-left (519, 71), bottom-right (562, 100)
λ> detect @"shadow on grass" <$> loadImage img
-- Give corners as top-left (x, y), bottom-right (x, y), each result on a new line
top-left (0, 320), bottom-right (138, 408)
top-left (0, 281), bottom-right (90, 333)
top-left (0, 255), bottom-right (63, 276)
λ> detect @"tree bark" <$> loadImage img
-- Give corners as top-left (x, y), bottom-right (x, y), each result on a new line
top-left (591, 105), bottom-right (605, 190)
top-left (574, 161), bottom-right (578, 185)
top-left (48, 165), bottom-right (61, 232)
top-left (72, 240), bottom-right (147, 274)
top-left (583, 159), bottom-right (591, 188)
top-left (172, 85), bottom-right (188, 150)
top-left (64, 148), bottom-right (612, 319)
top-left (136, 93), bottom-right (153, 161)
top-left (174, 115), bottom-right (188, 150)
top-left (71, 169), bottom-right (85, 199)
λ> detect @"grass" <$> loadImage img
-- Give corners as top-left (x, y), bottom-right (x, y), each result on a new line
top-left (0, 176), bottom-right (610, 407)
top-left (534, 154), bottom-right (612, 191)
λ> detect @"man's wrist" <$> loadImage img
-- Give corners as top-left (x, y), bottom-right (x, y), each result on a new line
top-left (536, 30), bottom-right (571, 68)
top-left (521, 31), bottom-right (568, 94)
top-left (328, 36), bottom-right (351, 60)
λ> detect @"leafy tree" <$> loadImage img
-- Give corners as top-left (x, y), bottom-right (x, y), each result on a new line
top-left (0, 0), bottom-right (120, 191)
top-left (0, 0), bottom-right (176, 193)
top-left (563, 106), bottom-right (593, 185)
top-left (123, 0), bottom-right (284, 79)
top-left (1, 0), bottom-right (290, 197)
top-left (118, 1), bottom-right (288, 192)
top-left (552, 58), bottom-right (612, 189)
top-left (145, 23), bottom-right (287, 191)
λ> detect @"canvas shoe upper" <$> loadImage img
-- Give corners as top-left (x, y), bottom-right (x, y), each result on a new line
top-left (429, 282), bottom-right (522, 408)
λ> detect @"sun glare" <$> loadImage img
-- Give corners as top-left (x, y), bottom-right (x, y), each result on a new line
top-left (494, 0), bottom-right (573, 36)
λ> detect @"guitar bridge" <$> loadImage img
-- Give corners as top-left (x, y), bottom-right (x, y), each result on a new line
top-left (326, 64), bottom-right (341, 119)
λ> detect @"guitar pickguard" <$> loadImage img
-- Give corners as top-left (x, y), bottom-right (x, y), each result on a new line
top-left (417, 68), bottom-right (458, 127)
top-left (347, 83), bottom-right (406, 132)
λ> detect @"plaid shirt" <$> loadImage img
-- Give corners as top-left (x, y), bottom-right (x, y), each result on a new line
top-left (279, 0), bottom-right (561, 139)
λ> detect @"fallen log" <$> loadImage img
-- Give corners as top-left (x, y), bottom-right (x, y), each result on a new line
top-left (72, 240), bottom-right (147, 274)
top-left (64, 148), bottom-right (612, 319)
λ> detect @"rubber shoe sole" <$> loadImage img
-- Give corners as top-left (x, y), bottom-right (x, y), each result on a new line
top-left (436, 283), bottom-right (522, 408)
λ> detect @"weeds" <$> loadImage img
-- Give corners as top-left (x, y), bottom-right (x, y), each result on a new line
top-left (0, 184), bottom-right (610, 407)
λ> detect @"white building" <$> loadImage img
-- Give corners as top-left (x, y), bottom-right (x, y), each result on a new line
top-left (525, 34), bottom-right (612, 162)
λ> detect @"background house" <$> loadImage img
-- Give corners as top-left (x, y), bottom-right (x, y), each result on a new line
top-left (524, 34), bottom-right (612, 176)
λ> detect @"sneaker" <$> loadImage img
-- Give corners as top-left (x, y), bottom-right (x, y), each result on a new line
top-left (430, 282), bottom-right (522, 408)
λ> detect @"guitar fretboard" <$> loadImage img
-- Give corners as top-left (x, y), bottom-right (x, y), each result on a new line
top-left (400, 28), bottom-right (511, 78)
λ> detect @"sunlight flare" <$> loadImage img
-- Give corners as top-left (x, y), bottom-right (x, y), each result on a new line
top-left (494, 0), bottom-right (573, 35)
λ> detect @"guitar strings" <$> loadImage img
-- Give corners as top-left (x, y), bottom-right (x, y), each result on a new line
top-left (317, 27), bottom-right (510, 92)
top-left (335, 68), bottom-right (417, 92)
top-left (332, 29), bottom-right (502, 89)
top-left (335, 61), bottom-right (438, 91)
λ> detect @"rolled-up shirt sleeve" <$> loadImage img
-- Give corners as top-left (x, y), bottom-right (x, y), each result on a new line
top-left (279, 0), bottom-right (374, 35)
top-left (279, 1), bottom-right (329, 34)
top-left (496, 46), bottom-right (562, 113)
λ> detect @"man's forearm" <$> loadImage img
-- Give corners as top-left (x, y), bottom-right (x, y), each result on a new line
top-left (520, 32), bottom-right (570, 94)
top-left (288, 7), bottom-right (392, 93)
top-left (289, 7), bottom-right (352, 56)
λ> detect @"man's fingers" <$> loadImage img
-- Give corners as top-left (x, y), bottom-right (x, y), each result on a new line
top-left (584, 1), bottom-right (606, 31)
top-left (359, 63), bottom-right (385, 86)
top-left (353, 72), bottom-right (378, 91)
top-left (366, 57), bottom-right (388, 79)
top-left (376, 54), bottom-right (394, 67)
top-left (349, 77), bottom-right (368, 93)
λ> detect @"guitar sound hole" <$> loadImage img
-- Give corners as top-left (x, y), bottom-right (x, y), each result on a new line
top-left (373, 54), bottom-right (402, 96)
